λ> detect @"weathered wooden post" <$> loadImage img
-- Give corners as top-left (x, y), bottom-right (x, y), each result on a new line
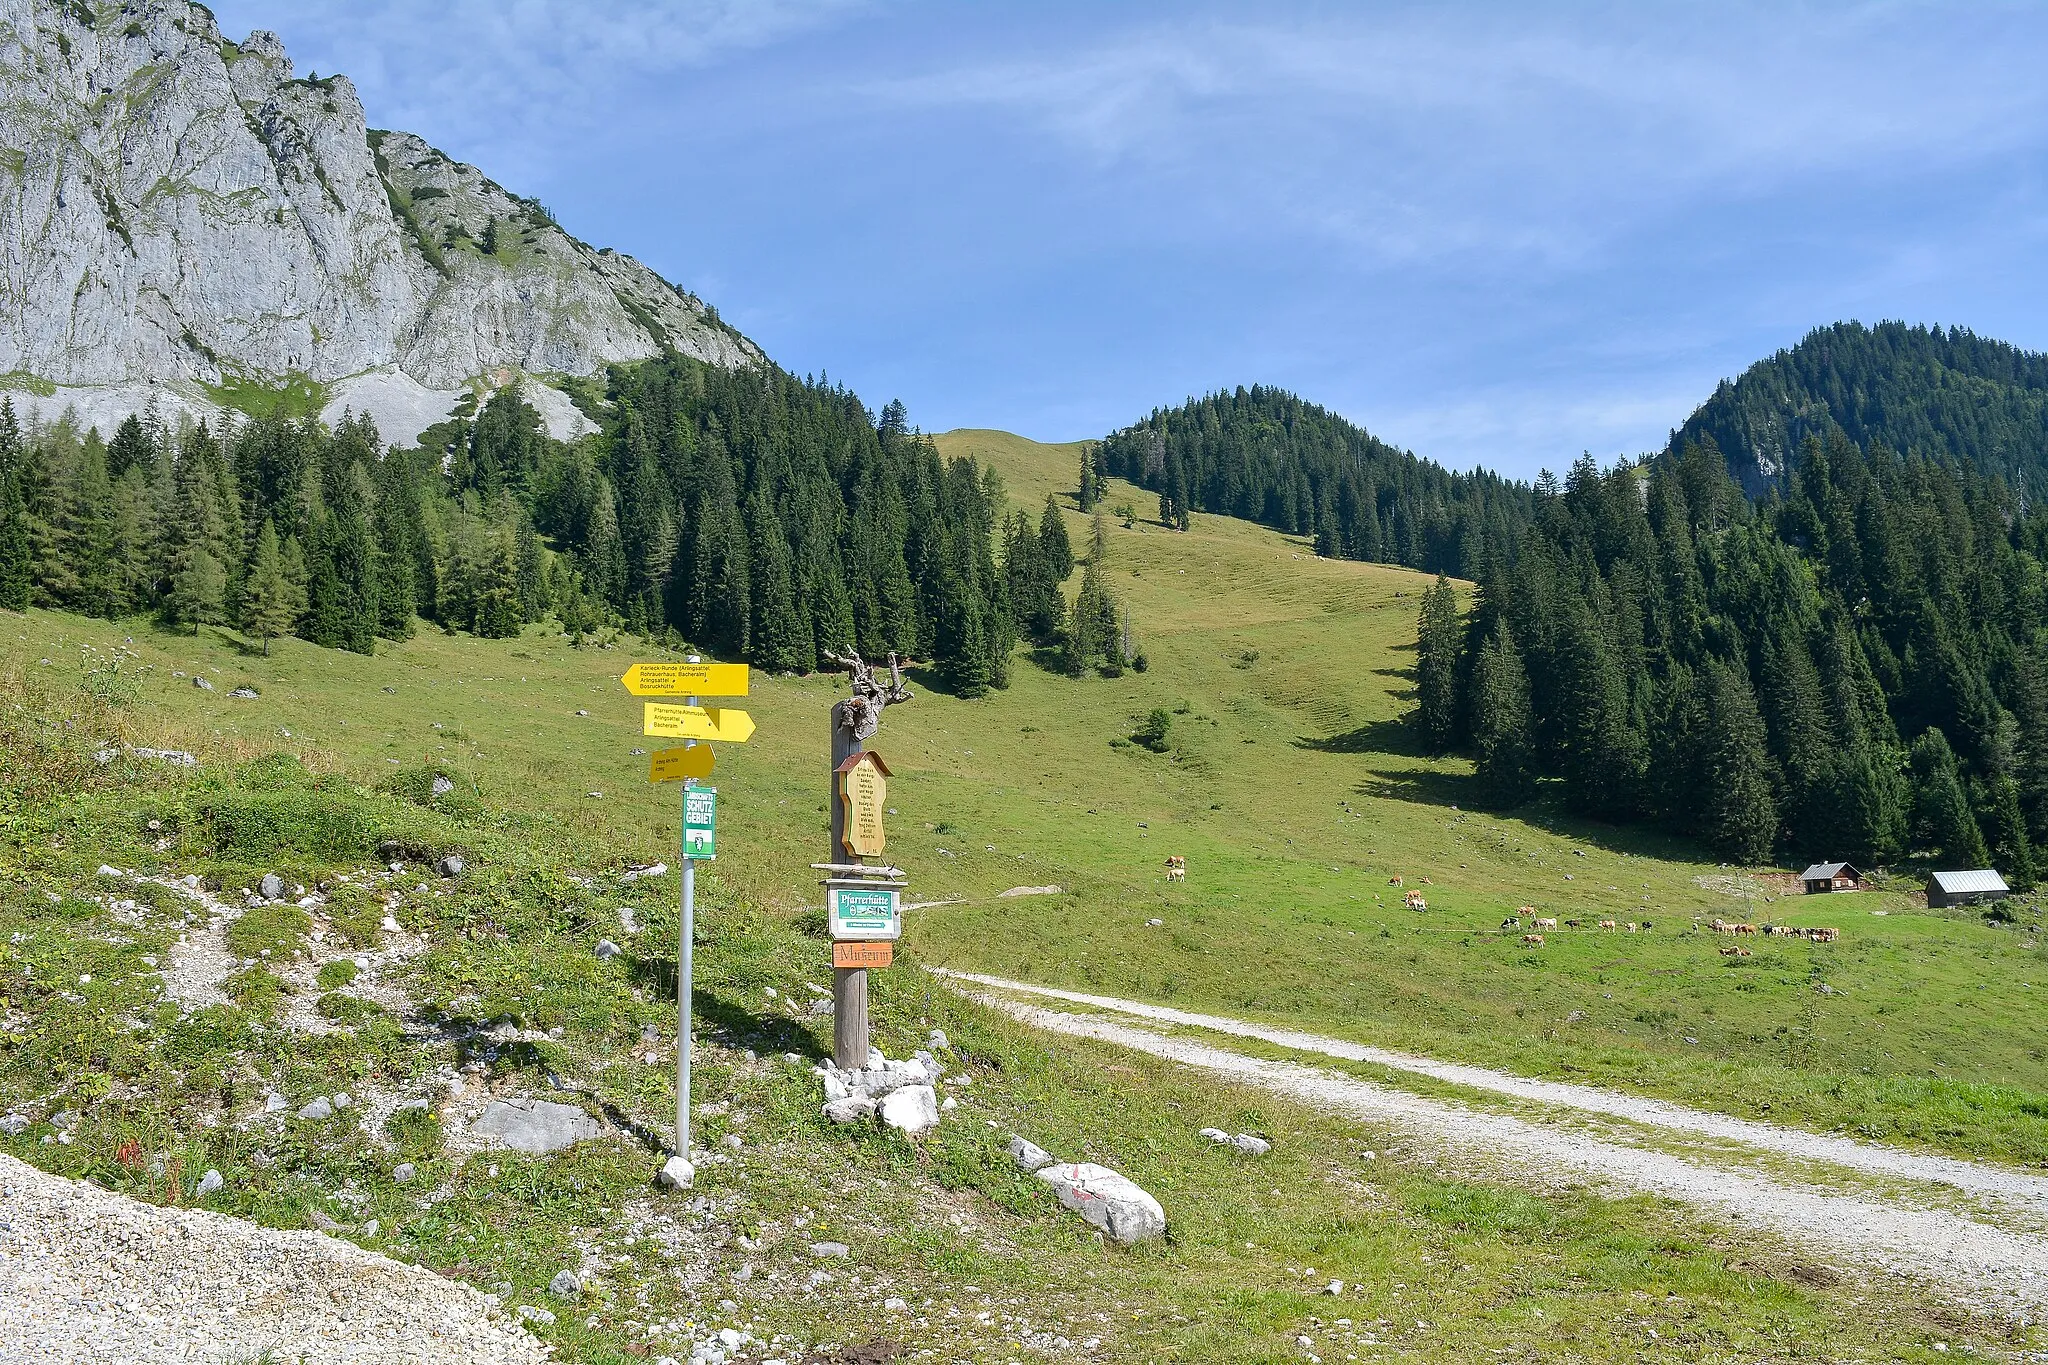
top-left (820, 647), bottom-right (911, 1071)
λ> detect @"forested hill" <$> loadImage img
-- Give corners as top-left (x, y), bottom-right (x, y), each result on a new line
top-left (1673, 322), bottom-right (2048, 497)
top-left (1096, 387), bottom-right (1531, 578)
top-left (1413, 433), bottom-right (2048, 880)
top-left (0, 358), bottom-right (1131, 696)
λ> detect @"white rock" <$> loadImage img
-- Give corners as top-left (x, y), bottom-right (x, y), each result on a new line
top-left (392, 1162), bottom-right (416, 1183)
top-left (821, 1097), bottom-right (874, 1125)
top-left (469, 1097), bottom-right (601, 1154)
top-left (1324, 1280), bottom-right (1345, 1295)
top-left (195, 1169), bottom-right (224, 1198)
top-left (809, 1241), bottom-right (850, 1258)
top-left (1230, 1134), bottom-right (1271, 1156)
top-left (658, 1156), bottom-right (695, 1190)
top-left (380, 915), bottom-right (401, 934)
top-left (297, 1097), bottom-right (333, 1121)
top-left (927, 1029), bottom-right (950, 1050)
top-left (548, 1269), bottom-right (581, 1298)
top-left (879, 1085), bottom-right (939, 1136)
top-left (1035, 1163), bottom-right (1167, 1244)
top-left (517, 1305), bottom-right (555, 1326)
top-left (822, 1073), bottom-right (850, 1101)
top-left (595, 939), bottom-right (623, 961)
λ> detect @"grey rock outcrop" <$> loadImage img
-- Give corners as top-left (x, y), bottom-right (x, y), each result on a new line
top-left (468, 1098), bottom-right (600, 1155)
top-left (0, 1), bottom-right (763, 444)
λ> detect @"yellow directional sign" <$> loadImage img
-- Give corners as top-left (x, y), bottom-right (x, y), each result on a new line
top-left (643, 702), bottom-right (756, 743)
top-left (621, 661), bottom-right (751, 697)
top-left (649, 745), bottom-right (716, 783)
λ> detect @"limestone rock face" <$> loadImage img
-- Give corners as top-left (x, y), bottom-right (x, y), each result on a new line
top-left (0, 0), bottom-right (761, 439)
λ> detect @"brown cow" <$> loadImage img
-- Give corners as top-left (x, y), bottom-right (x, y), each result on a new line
top-left (1732, 923), bottom-right (1757, 936)
top-left (1719, 945), bottom-right (1753, 957)
top-left (1597, 919), bottom-right (1618, 930)
top-left (1806, 926), bottom-right (1840, 943)
top-left (1521, 933), bottom-right (1545, 946)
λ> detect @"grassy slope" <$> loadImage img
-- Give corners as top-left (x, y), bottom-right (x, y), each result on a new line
top-left (0, 426), bottom-right (2040, 1356)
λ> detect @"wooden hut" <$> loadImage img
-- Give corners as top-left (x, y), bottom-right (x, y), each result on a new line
top-left (1927, 869), bottom-right (2009, 908)
top-left (1799, 862), bottom-right (1861, 894)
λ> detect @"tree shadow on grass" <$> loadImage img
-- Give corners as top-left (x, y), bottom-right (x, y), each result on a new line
top-left (1297, 718), bottom-right (1432, 758)
top-left (627, 955), bottom-right (828, 1063)
top-left (1354, 772), bottom-right (1719, 864)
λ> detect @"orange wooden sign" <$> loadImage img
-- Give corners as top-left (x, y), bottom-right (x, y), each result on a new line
top-left (833, 941), bottom-right (893, 969)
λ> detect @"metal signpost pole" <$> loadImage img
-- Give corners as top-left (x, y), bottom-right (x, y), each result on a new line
top-left (677, 658), bottom-right (700, 1165)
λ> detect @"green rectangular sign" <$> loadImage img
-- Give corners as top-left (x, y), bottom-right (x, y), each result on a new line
top-left (682, 787), bottom-right (717, 860)
top-left (828, 884), bottom-right (901, 941)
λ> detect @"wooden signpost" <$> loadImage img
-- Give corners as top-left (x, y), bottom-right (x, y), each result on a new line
top-left (822, 648), bottom-right (913, 1070)
top-left (620, 655), bottom-right (751, 1189)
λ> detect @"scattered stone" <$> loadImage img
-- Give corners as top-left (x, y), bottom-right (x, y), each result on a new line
top-left (822, 1097), bottom-right (874, 1124)
top-left (469, 1098), bottom-right (601, 1155)
top-left (658, 1156), bottom-right (695, 1190)
top-left (621, 863), bottom-right (668, 882)
top-left (392, 1163), bottom-right (416, 1184)
top-left (618, 905), bottom-right (640, 935)
top-left (431, 775), bottom-right (454, 798)
top-left (809, 1242), bottom-right (850, 1259)
top-left (822, 1072), bottom-right (850, 1101)
top-left (194, 1170), bottom-right (224, 1198)
top-left (131, 747), bottom-right (198, 766)
top-left (297, 1097), bottom-right (334, 1121)
top-left (333, 1093), bottom-right (352, 1110)
top-left (927, 1029), bottom-right (949, 1050)
top-left (380, 915), bottom-right (401, 934)
top-left (1008, 1135), bottom-right (1054, 1172)
top-left (1146, 917), bottom-right (1163, 927)
top-left (263, 1093), bottom-right (289, 1113)
top-left (575, 709), bottom-right (589, 717)
top-left (879, 1084), bottom-right (939, 1136)
top-left (192, 676), bottom-right (214, 690)
top-left (1324, 1280), bottom-right (1345, 1295)
top-left (228, 686), bottom-right (259, 699)
top-left (995, 885), bottom-right (1062, 898)
top-left (437, 855), bottom-right (466, 879)
top-left (0, 1116), bottom-right (26, 1136)
top-left (548, 1270), bottom-right (581, 1299)
top-left (1230, 1134), bottom-right (1271, 1156)
top-left (259, 874), bottom-right (284, 900)
top-left (515, 1305), bottom-right (555, 1326)
top-left (594, 939), bottom-right (623, 961)
top-left (1035, 1163), bottom-right (1167, 1244)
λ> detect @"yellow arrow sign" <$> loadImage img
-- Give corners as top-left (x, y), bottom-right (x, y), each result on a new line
top-left (649, 745), bottom-right (716, 783)
top-left (643, 703), bottom-right (756, 743)
top-left (621, 661), bottom-right (751, 697)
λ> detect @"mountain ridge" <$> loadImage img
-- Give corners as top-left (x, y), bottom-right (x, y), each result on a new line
top-left (0, 0), bottom-right (761, 442)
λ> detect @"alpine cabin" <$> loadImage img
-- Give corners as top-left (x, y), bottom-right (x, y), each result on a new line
top-left (1927, 869), bottom-right (2009, 908)
top-left (1800, 862), bottom-right (1861, 894)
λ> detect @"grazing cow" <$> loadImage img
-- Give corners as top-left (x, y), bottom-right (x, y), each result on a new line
top-left (1719, 945), bottom-right (1753, 957)
top-left (1598, 919), bottom-right (1618, 930)
top-left (1641, 921), bottom-right (1653, 932)
top-left (1404, 890), bottom-right (1428, 911)
top-left (1389, 876), bottom-right (1404, 887)
top-left (1710, 918), bottom-right (1732, 933)
top-left (1564, 918), bottom-right (1583, 928)
top-left (1164, 855), bottom-right (1186, 882)
top-left (1732, 922), bottom-right (1757, 936)
top-left (1500, 916), bottom-right (1521, 930)
top-left (1806, 926), bottom-right (1840, 943)
top-left (1533, 917), bottom-right (1559, 930)
top-left (1625, 922), bottom-right (1639, 932)
top-left (1521, 933), bottom-right (1545, 946)
top-left (1517, 905), bottom-right (1537, 915)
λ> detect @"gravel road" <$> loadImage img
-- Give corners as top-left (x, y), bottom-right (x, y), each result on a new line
top-left (0, 1154), bottom-right (550, 1364)
top-left (950, 972), bottom-right (2048, 1314)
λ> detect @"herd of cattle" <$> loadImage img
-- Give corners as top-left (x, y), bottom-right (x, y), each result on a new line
top-left (1495, 908), bottom-right (1841, 948)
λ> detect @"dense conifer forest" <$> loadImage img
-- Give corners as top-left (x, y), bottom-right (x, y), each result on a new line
top-left (1095, 385), bottom-right (1533, 578)
top-left (1417, 432), bottom-right (2048, 878)
top-left (0, 359), bottom-right (1131, 696)
top-left (1675, 321), bottom-right (2048, 496)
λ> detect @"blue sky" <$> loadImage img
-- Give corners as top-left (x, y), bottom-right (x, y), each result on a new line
top-left (210, 1), bottom-right (2048, 478)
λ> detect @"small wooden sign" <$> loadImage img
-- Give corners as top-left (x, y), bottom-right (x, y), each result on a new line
top-left (836, 750), bottom-right (890, 858)
top-left (622, 661), bottom-right (751, 697)
top-left (649, 745), bottom-right (715, 783)
top-left (834, 940), bottom-right (893, 969)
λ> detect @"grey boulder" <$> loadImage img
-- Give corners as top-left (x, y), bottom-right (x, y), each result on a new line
top-left (821, 1096), bottom-right (874, 1124)
top-left (1035, 1162), bottom-right (1167, 1244)
top-left (437, 855), bottom-right (466, 878)
top-left (548, 1269), bottom-right (582, 1298)
top-left (259, 874), bottom-right (285, 900)
top-left (297, 1096), bottom-right (334, 1121)
top-left (194, 1169), bottom-right (224, 1197)
top-left (469, 1097), bottom-right (601, 1154)
top-left (1007, 1135), bottom-right (1054, 1172)
top-left (192, 676), bottom-right (213, 691)
top-left (594, 939), bottom-right (623, 961)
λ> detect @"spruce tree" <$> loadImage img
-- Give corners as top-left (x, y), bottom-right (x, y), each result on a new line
top-left (747, 493), bottom-right (809, 673)
top-left (168, 549), bottom-right (226, 635)
top-left (1471, 619), bottom-right (1533, 800)
top-left (240, 521), bottom-right (297, 654)
top-left (1077, 446), bottom-right (1099, 512)
top-left (1039, 496), bottom-right (1073, 580)
top-left (1700, 661), bottom-right (1779, 863)
top-left (1911, 729), bottom-right (1988, 867)
top-left (0, 464), bottom-right (27, 611)
top-left (1412, 575), bottom-right (1461, 753)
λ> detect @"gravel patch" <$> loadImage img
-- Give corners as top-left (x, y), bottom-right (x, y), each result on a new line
top-left (960, 980), bottom-right (2048, 1314)
top-left (0, 1154), bottom-right (548, 1363)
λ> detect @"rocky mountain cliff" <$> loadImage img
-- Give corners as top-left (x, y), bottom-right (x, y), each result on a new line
top-left (0, 0), bottom-right (762, 441)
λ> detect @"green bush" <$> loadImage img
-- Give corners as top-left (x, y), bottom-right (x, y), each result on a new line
top-left (223, 968), bottom-right (284, 1016)
top-left (1132, 709), bottom-right (1173, 753)
top-left (198, 791), bottom-right (380, 859)
top-left (385, 1104), bottom-right (443, 1157)
top-left (315, 991), bottom-right (374, 1024)
top-left (226, 903), bottom-right (311, 959)
top-left (315, 959), bottom-right (359, 989)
